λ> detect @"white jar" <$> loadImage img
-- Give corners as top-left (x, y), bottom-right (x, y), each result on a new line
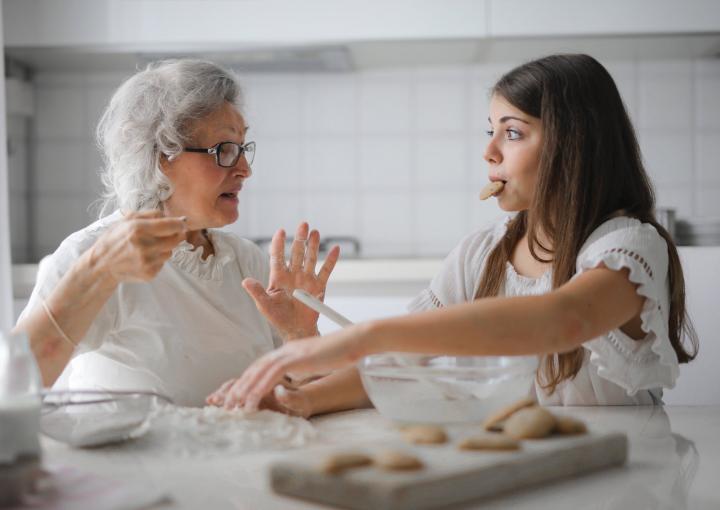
top-left (0, 330), bottom-right (42, 464)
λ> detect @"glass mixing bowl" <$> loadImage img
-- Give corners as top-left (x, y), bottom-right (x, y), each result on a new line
top-left (358, 354), bottom-right (538, 424)
top-left (40, 390), bottom-right (171, 447)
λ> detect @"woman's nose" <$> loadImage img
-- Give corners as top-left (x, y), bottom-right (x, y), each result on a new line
top-left (233, 155), bottom-right (252, 178)
top-left (483, 137), bottom-right (501, 165)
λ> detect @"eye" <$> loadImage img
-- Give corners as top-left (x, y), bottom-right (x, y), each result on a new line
top-left (485, 129), bottom-right (494, 137)
top-left (506, 129), bottom-right (522, 140)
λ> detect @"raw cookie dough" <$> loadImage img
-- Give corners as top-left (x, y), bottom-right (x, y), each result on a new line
top-left (400, 425), bottom-right (448, 445)
top-left (374, 450), bottom-right (424, 471)
top-left (483, 398), bottom-right (536, 432)
top-left (554, 415), bottom-right (588, 435)
top-left (504, 407), bottom-right (557, 439)
top-left (321, 452), bottom-right (373, 474)
top-left (458, 434), bottom-right (521, 451)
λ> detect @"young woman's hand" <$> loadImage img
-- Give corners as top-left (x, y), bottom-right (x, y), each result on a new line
top-left (207, 325), bottom-right (370, 411)
top-left (89, 210), bottom-right (187, 285)
top-left (206, 378), bottom-right (312, 418)
top-left (242, 222), bottom-right (340, 340)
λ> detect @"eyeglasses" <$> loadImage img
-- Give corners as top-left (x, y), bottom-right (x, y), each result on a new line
top-left (184, 141), bottom-right (256, 168)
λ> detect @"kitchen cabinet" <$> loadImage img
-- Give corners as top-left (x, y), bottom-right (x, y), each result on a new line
top-left (3, 0), bottom-right (718, 59)
top-left (1, 0), bottom-right (488, 50)
top-left (489, 0), bottom-right (720, 37)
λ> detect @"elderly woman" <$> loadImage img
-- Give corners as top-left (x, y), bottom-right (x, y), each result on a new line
top-left (14, 60), bottom-right (339, 407)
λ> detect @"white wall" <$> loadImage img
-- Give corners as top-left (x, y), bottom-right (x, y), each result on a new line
top-left (8, 57), bottom-right (720, 261)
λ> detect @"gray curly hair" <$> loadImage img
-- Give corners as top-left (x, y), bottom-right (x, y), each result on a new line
top-left (96, 59), bottom-right (244, 216)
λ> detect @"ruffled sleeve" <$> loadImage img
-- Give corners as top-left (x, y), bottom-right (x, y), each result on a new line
top-left (575, 217), bottom-right (679, 394)
top-left (408, 217), bottom-right (510, 313)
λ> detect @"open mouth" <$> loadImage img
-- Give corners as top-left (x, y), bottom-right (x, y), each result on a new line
top-left (219, 191), bottom-right (238, 199)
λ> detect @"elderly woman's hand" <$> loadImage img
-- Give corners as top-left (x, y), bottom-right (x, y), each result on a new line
top-left (90, 210), bottom-right (187, 284)
top-left (243, 222), bottom-right (339, 340)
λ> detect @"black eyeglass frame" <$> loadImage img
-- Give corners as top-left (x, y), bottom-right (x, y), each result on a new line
top-left (184, 141), bottom-right (255, 168)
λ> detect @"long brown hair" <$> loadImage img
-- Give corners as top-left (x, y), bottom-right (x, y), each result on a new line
top-left (475, 54), bottom-right (698, 394)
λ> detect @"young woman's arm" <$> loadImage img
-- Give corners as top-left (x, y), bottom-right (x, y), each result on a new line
top-left (215, 266), bottom-right (644, 410)
top-left (374, 265), bottom-right (644, 357)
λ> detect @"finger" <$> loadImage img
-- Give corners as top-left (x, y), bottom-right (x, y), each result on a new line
top-left (303, 230), bottom-right (320, 274)
top-left (208, 378), bottom-right (236, 405)
top-left (274, 385), bottom-right (311, 418)
top-left (244, 362), bottom-right (290, 412)
top-left (223, 378), bottom-right (250, 410)
top-left (224, 357), bottom-right (273, 409)
top-left (212, 381), bottom-right (238, 406)
top-left (290, 222), bottom-right (309, 272)
top-left (269, 229), bottom-right (287, 272)
top-left (242, 278), bottom-right (273, 312)
top-left (317, 245), bottom-right (340, 286)
top-left (135, 216), bottom-right (188, 237)
top-left (226, 349), bottom-right (287, 409)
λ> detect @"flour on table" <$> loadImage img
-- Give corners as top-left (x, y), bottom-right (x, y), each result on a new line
top-left (131, 404), bottom-right (317, 457)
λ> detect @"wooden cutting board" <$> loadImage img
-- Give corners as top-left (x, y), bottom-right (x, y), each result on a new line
top-left (269, 432), bottom-right (627, 510)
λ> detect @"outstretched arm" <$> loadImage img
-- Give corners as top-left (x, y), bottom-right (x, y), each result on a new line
top-left (217, 266), bottom-right (644, 410)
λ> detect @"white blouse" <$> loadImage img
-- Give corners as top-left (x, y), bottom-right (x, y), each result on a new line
top-left (408, 216), bottom-right (678, 406)
top-left (18, 211), bottom-right (281, 407)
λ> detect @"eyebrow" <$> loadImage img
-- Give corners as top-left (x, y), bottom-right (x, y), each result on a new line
top-left (217, 125), bottom-right (250, 135)
top-left (487, 116), bottom-right (530, 125)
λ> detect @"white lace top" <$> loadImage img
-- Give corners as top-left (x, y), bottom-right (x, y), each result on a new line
top-left (408, 216), bottom-right (678, 405)
top-left (18, 211), bottom-right (281, 406)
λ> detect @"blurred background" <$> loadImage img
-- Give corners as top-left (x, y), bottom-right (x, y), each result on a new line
top-left (1, 0), bottom-right (719, 404)
top-left (2, 0), bottom-right (720, 264)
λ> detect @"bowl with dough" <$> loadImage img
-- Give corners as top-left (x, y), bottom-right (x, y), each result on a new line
top-left (358, 354), bottom-right (538, 424)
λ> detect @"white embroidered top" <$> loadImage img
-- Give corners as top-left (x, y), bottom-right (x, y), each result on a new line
top-left (18, 211), bottom-right (281, 407)
top-left (408, 216), bottom-right (679, 405)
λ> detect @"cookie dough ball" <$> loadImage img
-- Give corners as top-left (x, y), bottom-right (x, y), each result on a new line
top-left (554, 415), bottom-right (588, 435)
top-left (321, 452), bottom-right (372, 474)
top-left (374, 450), bottom-right (424, 471)
top-left (503, 407), bottom-right (556, 439)
top-left (400, 425), bottom-right (448, 445)
top-left (483, 398), bottom-right (536, 432)
top-left (458, 433), bottom-right (521, 451)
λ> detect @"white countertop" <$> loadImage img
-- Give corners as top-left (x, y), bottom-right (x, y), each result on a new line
top-left (38, 406), bottom-right (720, 509)
top-left (12, 246), bottom-right (720, 297)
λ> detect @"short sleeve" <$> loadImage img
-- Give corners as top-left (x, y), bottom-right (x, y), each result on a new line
top-left (574, 217), bottom-right (679, 394)
top-left (17, 223), bottom-right (118, 353)
top-left (407, 218), bottom-right (510, 313)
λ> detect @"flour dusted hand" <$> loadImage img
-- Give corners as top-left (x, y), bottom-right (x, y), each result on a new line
top-left (89, 210), bottom-right (187, 284)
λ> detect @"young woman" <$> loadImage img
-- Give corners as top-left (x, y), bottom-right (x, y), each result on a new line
top-left (208, 54), bottom-right (698, 412)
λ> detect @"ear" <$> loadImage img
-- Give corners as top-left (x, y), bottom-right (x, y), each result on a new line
top-left (159, 152), bottom-right (174, 175)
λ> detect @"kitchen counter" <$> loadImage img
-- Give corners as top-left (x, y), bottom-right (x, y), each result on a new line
top-left (12, 246), bottom-right (720, 296)
top-left (38, 406), bottom-right (720, 509)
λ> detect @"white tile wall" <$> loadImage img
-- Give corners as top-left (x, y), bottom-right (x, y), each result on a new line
top-left (9, 57), bottom-right (720, 262)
